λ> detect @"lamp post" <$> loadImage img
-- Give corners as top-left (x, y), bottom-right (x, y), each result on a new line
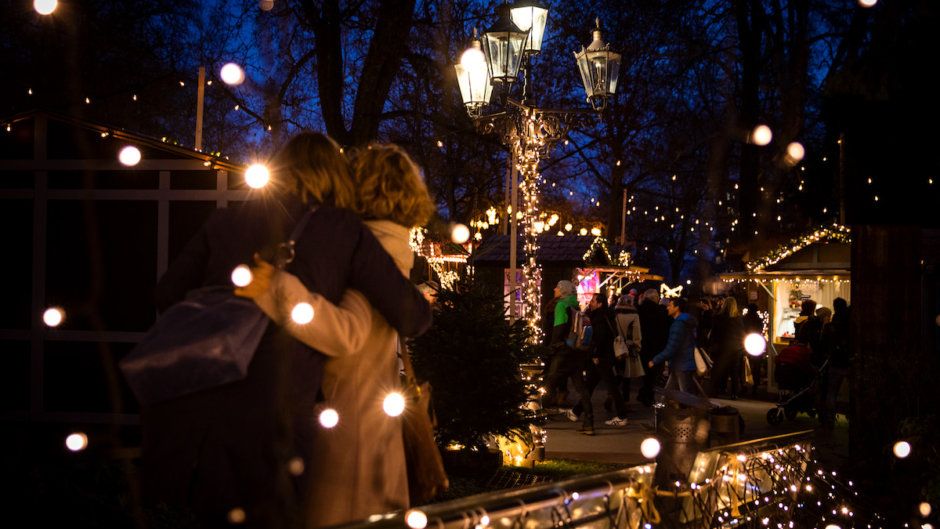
top-left (454, 2), bottom-right (620, 339)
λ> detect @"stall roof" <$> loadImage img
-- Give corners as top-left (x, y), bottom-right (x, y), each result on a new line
top-left (721, 224), bottom-right (852, 281)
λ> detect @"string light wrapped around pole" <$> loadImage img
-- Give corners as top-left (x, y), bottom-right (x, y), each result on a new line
top-left (452, 5), bottom-right (619, 343)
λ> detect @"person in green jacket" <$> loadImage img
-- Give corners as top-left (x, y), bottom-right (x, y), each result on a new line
top-left (541, 280), bottom-right (596, 435)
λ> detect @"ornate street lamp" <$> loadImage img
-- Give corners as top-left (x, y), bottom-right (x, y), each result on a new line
top-left (454, 32), bottom-right (493, 117)
top-left (453, 6), bottom-right (620, 334)
top-left (574, 19), bottom-right (622, 111)
top-left (481, 3), bottom-right (528, 83)
top-left (509, 0), bottom-right (548, 56)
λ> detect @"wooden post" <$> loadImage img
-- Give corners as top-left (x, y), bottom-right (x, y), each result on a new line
top-left (195, 66), bottom-right (206, 151)
top-left (620, 187), bottom-right (627, 245)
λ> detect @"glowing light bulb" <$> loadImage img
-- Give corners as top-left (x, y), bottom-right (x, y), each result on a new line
top-left (858, 0), bottom-right (877, 7)
top-left (640, 437), bottom-right (661, 459)
top-left (259, 0), bottom-right (275, 11)
top-left (824, 525), bottom-right (841, 529)
top-left (318, 408), bottom-right (339, 428)
top-left (590, 227), bottom-right (601, 236)
top-left (923, 502), bottom-right (935, 517)
top-left (744, 333), bottom-right (767, 356)
top-left (459, 46), bottom-right (486, 70)
top-left (451, 223), bottom-right (470, 244)
top-left (245, 164), bottom-right (270, 189)
top-left (383, 392), bottom-right (406, 417)
top-left (228, 508), bottom-right (246, 524)
top-left (119, 146), bottom-right (142, 166)
top-left (34, 0), bottom-right (57, 15)
top-left (405, 509), bottom-right (428, 529)
top-left (43, 307), bottom-right (64, 327)
top-left (893, 441), bottom-right (912, 458)
top-left (564, 223), bottom-right (572, 231)
top-left (579, 228), bottom-right (588, 236)
top-left (291, 302), bottom-right (314, 324)
top-left (787, 142), bottom-right (805, 162)
top-left (751, 124), bottom-right (773, 146)
top-left (65, 432), bottom-right (88, 452)
top-left (231, 265), bottom-right (252, 287)
top-left (220, 63), bottom-right (246, 85)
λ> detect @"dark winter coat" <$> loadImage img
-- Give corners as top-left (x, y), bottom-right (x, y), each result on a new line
top-left (587, 307), bottom-right (615, 360)
top-left (637, 299), bottom-right (669, 361)
top-left (652, 312), bottom-right (698, 373)
top-left (708, 314), bottom-right (745, 360)
top-left (143, 195), bottom-right (431, 528)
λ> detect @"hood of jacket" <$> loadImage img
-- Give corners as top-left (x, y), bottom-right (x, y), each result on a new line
top-left (364, 220), bottom-right (414, 276)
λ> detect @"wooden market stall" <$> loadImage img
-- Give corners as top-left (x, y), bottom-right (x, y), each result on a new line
top-left (720, 224), bottom-right (851, 389)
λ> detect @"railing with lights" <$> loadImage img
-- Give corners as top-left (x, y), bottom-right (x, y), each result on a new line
top-left (339, 464), bottom-right (658, 529)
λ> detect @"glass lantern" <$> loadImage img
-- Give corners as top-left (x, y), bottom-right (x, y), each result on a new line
top-left (454, 36), bottom-right (493, 116)
top-left (510, 0), bottom-right (548, 55)
top-left (574, 19), bottom-right (621, 110)
top-left (482, 3), bottom-right (528, 83)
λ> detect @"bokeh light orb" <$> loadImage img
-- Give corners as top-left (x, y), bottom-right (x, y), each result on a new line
top-left (919, 502), bottom-right (932, 517)
top-left (231, 265), bottom-right (252, 287)
top-left (244, 164), bottom-right (270, 189)
top-left (259, 0), bottom-right (275, 11)
top-left (383, 392), bottom-right (406, 417)
top-left (751, 124), bottom-right (773, 146)
top-left (119, 146), bottom-right (142, 166)
top-left (34, 0), bottom-right (57, 15)
top-left (640, 437), bottom-right (661, 459)
top-left (291, 302), bottom-right (314, 324)
top-left (858, 0), bottom-right (877, 7)
top-left (227, 508), bottom-right (246, 524)
top-left (744, 333), bottom-right (767, 356)
top-left (318, 408), bottom-right (339, 428)
top-left (451, 223), bottom-right (470, 244)
top-left (405, 510), bottom-right (428, 529)
top-left (893, 440), bottom-right (912, 459)
top-left (65, 432), bottom-right (88, 452)
top-left (786, 142), bottom-right (805, 162)
top-left (220, 62), bottom-right (246, 86)
top-left (43, 307), bottom-right (64, 327)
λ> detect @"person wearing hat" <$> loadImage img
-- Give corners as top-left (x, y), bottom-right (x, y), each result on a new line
top-left (541, 280), bottom-right (596, 434)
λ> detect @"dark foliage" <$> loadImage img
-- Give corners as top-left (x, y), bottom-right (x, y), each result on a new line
top-left (408, 277), bottom-right (536, 451)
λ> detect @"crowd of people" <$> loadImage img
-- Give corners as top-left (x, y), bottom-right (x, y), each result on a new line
top-left (540, 286), bottom-right (851, 432)
top-left (142, 133), bottom-right (435, 529)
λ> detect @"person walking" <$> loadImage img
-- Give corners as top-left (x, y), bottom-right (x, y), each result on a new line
top-left (142, 133), bottom-right (432, 529)
top-left (613, 294), bottom-right (643, 406)
top-left (819, 298), bottom-right (851, 429)
top-left (542, 280), bottom-right (595, 435)
top-left (708, 297), bottom-right (746, 399)
top-left (569, 293), bottom-right (630, 427)
top-left (648, 298), bottom-right (700, 395)
top-left (742, 303), bottom-right (765, 395)
top-left (636, 288), bottom-right (670, 405)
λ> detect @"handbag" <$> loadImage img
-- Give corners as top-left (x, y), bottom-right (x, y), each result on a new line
top-left (398, 338), bottom-right (449, 504)
top-left (624, 350), bottom-right (646, 379)
top-left (742, 355), bottom-right (754, 386)
top-left (613, 336), bottom-right (630, 358)
top-left (120, 210), bottom-right (315, 405)
top-left (694, 346), bottom-right (713, 377)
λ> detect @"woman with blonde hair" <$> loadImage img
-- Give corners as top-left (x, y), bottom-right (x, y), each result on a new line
top-left (707, 296), bottom-right (746, 398)
top-left (143, 133), bottom-right (432, 529)
top-left (236, 142), bottom-right (435, 526)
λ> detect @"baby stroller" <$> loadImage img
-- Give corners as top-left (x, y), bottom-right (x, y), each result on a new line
top-left (766, 342), bottom-right (827, 425)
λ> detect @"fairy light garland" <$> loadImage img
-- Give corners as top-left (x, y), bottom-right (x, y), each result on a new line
top-left (746, 224), bottom-right (851, 273)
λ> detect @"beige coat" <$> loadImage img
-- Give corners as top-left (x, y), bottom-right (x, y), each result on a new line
top-left (254, 220), bottom-right (411, 527)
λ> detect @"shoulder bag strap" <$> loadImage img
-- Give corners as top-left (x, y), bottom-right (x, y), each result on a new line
top-left (274, 207), bottom-right (317, 270)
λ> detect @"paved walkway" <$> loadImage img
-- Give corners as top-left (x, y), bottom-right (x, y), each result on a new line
top-left (543, 388), bottom-right (847, 466)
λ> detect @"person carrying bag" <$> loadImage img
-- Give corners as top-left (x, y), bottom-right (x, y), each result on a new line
top-left (120, 210), bottom-right (315, 405)
top-left (398, 338), bottom-right (449, 504)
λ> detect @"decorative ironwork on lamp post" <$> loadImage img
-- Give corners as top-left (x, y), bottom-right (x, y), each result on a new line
top-left (454, 1), bottom-right (621, 341)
